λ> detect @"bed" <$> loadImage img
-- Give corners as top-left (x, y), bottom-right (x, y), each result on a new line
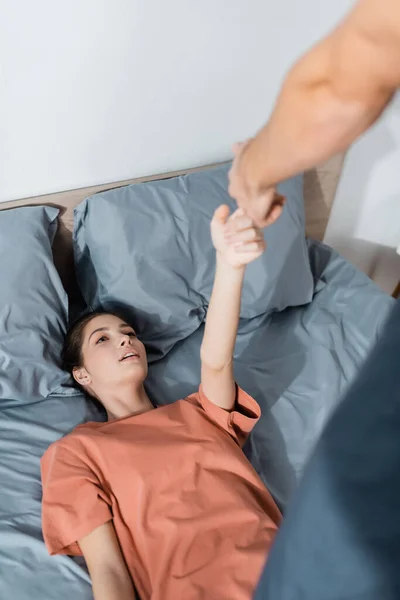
top-left (0, 157), bottom-right (394, 599)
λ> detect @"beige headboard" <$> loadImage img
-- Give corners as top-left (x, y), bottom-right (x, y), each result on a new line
top-left (0, 156), bottom-right (343, 301)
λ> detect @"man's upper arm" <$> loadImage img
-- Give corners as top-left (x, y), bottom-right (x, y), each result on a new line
top-left (334, 0), bottom-right (400, 97)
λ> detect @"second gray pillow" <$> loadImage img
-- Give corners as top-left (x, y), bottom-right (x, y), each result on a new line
top-left (73, 164), bottom-right (313, 360)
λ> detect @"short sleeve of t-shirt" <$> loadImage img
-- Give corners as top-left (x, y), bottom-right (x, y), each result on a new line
top-left (41, 441), bottom-right (112, 556)
top-left (185, 384), bottom-right (261, 447)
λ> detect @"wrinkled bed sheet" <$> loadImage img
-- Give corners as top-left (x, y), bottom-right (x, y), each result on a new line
top-left (0, 240), bottom-right (394, 599)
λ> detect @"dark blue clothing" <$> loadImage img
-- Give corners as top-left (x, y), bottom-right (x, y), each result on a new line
top-left (255, 299), bottom-right (400, 600)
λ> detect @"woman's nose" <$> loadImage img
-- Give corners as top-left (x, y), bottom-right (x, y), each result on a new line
top-left (119, 334), bottom-right (131, 347)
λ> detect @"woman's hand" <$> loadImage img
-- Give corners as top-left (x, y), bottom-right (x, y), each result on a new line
top-left (211, 205), bottom-right (266, 269)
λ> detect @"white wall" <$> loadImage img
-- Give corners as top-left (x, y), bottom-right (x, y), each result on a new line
top-left (1, 0), bottom-right (353, 202)
top-left (324, 94), bottom-right (400, 294)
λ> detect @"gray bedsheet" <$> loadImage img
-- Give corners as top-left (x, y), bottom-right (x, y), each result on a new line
top-left (0, 240), bottom-right (394, 599)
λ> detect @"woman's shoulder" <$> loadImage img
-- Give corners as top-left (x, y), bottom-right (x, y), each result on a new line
top-left (41, 420), bottom-right (105, 463)
top-left (63, 418), bottom-right (106, 442)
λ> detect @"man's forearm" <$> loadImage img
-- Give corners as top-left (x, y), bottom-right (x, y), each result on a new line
top-left (241, 56), bottom-right (375, 189)
top-left (241, 0), bottom-right (398, 191)
top-left (200, 256), bottom-right (244, 371)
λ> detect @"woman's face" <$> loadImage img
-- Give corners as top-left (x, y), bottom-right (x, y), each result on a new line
top-left (73, 314), bottom-right (148, 394)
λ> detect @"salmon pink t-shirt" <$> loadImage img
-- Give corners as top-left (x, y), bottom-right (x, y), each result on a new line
top-left (41, 385), bottom-right (281, 599)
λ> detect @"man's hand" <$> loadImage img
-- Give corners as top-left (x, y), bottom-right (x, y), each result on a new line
top-left (211, 204), bottom-right (266, 269)
top-left (228, 140), bottom-right (286, 228)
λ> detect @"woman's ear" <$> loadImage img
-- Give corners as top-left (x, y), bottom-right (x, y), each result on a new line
top-left (72, 366), bottom-right (91, 387)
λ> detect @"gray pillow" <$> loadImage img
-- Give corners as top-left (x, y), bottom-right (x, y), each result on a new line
top-left (0, 206), bottom-right (69, 404)
top-left (73, 163), bottom-right (313, 360)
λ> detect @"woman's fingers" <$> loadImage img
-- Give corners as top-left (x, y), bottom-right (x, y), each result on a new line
top-left (235, 239), bottom-right (266, 253)
top-left (227, 207), bottom-right (251, 227)
top-left (225, 214), bottom-right (255, 235)
top-left (222, 204), bottom-right (268, 258)
top-left (212, 204), bottom-right (231, 225)
top-left (225, 226), bottom-right (264, 245)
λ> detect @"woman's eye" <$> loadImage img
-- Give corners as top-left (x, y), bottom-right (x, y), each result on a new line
top-left (96, 336), bottom-right (107, 344)
top-left (127, 332), bottom-right (136, 338)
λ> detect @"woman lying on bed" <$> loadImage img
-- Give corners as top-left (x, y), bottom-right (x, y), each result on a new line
top-left (40, 205), bottom-right (281, 600)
